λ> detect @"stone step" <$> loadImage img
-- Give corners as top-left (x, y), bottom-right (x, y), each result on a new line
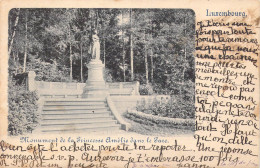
top-left (40, 124), bottom-right (121, 133)
top-left (41, 120), bottom-right (117, 127)
top-left (42, 106), bottom-right (109, 111)
top-left (40, 122), bottom-right (120, 132)
top-left (42, 109), bottom-right (110, 114)
top-left (42, 113), bottom-right (112, 119)
top-left (44, 98), bottom-right (106, 102)
top-left (38, 98), bottom-right (122, 133)
top-left (41, 118), bottom-right (117, 125)
top-left (44, 104), bottom-right (107, 108)
top-left (40, 95), bottom-right (82, 99)
top-left (44, 102), bottom-right (106, 106)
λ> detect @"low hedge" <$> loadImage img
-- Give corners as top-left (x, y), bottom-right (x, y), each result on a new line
top-left (126, 110), bottom-right (194, 130)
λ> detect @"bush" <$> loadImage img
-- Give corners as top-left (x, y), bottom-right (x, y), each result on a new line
top-left (136, 95), bottom-right (194, 119)
top-left (8, 78), bottom-right (39, 135)
top-left (27, 58), bottom-right (70, 82)
top-left (103, 68), bottom-right (113, 82)
top-left (139, 84), bottom-right (154, 95)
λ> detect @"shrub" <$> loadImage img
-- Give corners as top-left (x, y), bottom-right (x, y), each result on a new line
top-left (27, 58), bottom-right (70, 82)
top-left (8, 78), bottom-right (39, 135)
top-left (136, 98), bottom-right (146, 112)
top-left (103, 68), bottom-right (113, 82)
top-left (136, 95), bottom-right (194, 119)
top-left (139, 84), bottom-right (154, 95)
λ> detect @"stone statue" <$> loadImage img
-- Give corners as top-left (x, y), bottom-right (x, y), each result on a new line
top-left (90, 30), bottom-right (100, 60)
top-left (84, 29), bottom-right (107, 98)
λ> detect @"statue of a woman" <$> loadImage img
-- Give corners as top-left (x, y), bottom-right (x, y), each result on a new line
top-left (90, 30), bottom-right (100, 60)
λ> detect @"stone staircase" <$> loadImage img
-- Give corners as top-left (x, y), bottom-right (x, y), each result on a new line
top-left (36, 98), bottom-right (122, 133)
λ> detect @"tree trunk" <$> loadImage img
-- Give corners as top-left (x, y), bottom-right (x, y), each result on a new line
top-left (69, 43), bottom-right (72, 81)
top-left (95, 10), bottom-right (99, 30)
top-left (123, 39), bottom-right (125, 82)
top-left (13, 52), bottom-right (17, 74)
top-left (145, 47), bottom-right (149, 84)
top-left (8, 8), bottom-right (20, 56)
top-left (130, 9), bottom-right (134, 81)
top-left (144, 33), bottom-right (149, 85)
top-left (80, 41), bottom-right (83, 82)
top-left (183, 46), bottom-right (187, 80)
top-left (121, 11), bottom-right (126, 82)
top-left (102, 16), bottom-right (106, 66)
top-left (69, 29), bottom-right (73, 82)
top-left (23, 9), bottom-right (28, 72)
top-left (181, 17), bottom-right (187, 95)
top-left (103, 39), bottom-right (106, 66)
top-left (66, 9), bottom-right (73, 82)
top-left (150, 48), bottom-right (154, 84)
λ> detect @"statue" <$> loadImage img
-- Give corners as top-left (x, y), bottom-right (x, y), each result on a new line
top-left (90, 30), bottom-right (100, 60)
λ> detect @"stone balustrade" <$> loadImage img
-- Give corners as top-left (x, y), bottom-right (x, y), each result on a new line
top-left (24, 71), bottom-right (140, 98)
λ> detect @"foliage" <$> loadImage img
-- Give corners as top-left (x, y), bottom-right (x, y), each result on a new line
top-left (103, 68), bottom-right (113, 82)
top-left (139, 83), bottom-right (153, 95)
top-left (8, 78), bottom-right (39, 135)
top-left (126, 110), bottom-right (194, 128)
top-left (136, 95), bottom-right (194, 119)
top-left (27, 58), bottom-right (71, 82)
top-left (8, 8), bottom-right (195, 93)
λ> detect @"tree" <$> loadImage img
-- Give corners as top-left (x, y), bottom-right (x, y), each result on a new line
top-left (129, 9), bottom-right (134, 81)
top-left (131, 9), bottom-right (154, 84)
top-left (8, 8), bottom-right (20, 57)
top-left (121, 10), bottom-right (126, 82)
top-left (150, 48), bottom-right (154, 84)
top-left (74, 9), bottom-right (92, 82)
top-left (9, 9), bottom-right (44, 73)
top-left (45, 9), bottom-right (78, 81)
top-left (23, 9), bottom-right (28, 72)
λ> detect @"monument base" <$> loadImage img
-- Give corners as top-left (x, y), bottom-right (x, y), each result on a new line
top-left (82, 59), bottom-right (109, 98)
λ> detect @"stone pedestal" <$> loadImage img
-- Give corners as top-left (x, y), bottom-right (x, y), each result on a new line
top-left (82, 59), bottom-right (109, 98)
